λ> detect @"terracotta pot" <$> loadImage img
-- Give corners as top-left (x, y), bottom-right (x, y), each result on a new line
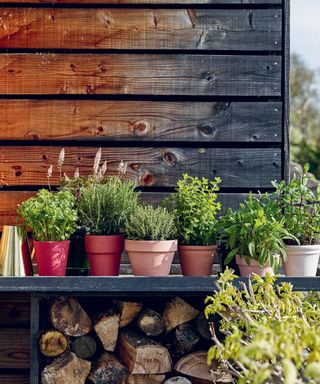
top-left (34, 240), bottom-right (70, 276)
top-left (236, 255), bottom-right (274, 277)
top-left (85, 234), bottom-right (124, 276)
top-left (125, 239), bottom-right (177, 276)
top-left (284, 245), bottom-right (320, 276)
top-left (178, 245), bottom-right (217, 276)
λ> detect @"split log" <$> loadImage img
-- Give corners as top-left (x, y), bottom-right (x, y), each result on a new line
top-left (164, 377), bottom-right (192, 384)
top-left (72, 335), bottom-right (97, 359)
top-left (163, 297), bottom-right (200, 333)
top-left (113, 300), bottom-right (143, 328)
top-left (39, 330), bottom-right (69, 357)
top-left (88, 352), bottom-right (128, 384)
top-left (174, 351), bottom-right (212, 384)
top-left (41, 352), bottom-right (91, 384)
top-left (171, 323), bottom-right (200, 360)
top-left (118, 329), bottom-right (172, 374)
top-left (94, 310), bottom-right (120, 351)
top-left (136, 308), bottom-right (164, 336)
top-left (50, 297), bottom-right (92, 337)
top-left (195, 312), bottom-right (211, 341)
top-left (122, 374), bottom-right (166, 384)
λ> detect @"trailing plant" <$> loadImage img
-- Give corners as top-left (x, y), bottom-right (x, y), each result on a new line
top-left (17, 189), bottom-right (77, 241)
top-left (205, 268), bottom-right (320, 384)
top-left (168, 174), bottom-right (221, 246)
top-left (77, 177), bottom-right (139, 236)
top-left (219, 194), bottom-right (296, 270)
top-left (272, 163), bottom-right (320, 245)
top-left (125, 204), bottom-right (177, 241)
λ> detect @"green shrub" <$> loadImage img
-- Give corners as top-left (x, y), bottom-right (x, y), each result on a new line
top-left (169, 174), bottom-right (221, 246)
top-left (125, 205), bottom-right (177, 241)
top-left (17, 189), bottom-right (77, 241)
top-left (77, 177), bottom-right (139, 235)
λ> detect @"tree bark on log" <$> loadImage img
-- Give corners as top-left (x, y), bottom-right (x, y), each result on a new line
top-left (122, 374), bottom-right (166, 384)
top-left (195, 312), bottom-right (212, 341)
top-left (136, 308), bottom-right (164, 337)
top-left (41, 352), bottom-right (91, 384)
top-left (94, 310), bottom-right (120, 351)
top-left (171, 323), bottom-right (200, 361)
top-left (50, 297), bottom-right (92, 337)
top-left (118, 329), bottom-right (172, 374)
top-left (174, 351), bottom-right (212, 384)
top-left (163, 297), bottom-right (200, 333)
top-left (88, 352), bottom-right (128, 384)
top-left (113, 300), bottom-right (143, 328)
top-left (164, 377), bottom-right (192, 384)
top-left (71, 335), bottom-right (97, 359)
top-left (39, 330), bottom-right (69, 357)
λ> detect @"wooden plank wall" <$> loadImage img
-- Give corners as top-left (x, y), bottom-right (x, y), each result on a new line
top-left (0, 0), bottom-right (288, 381)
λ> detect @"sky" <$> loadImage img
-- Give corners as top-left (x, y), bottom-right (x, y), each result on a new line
top-left (291, 0), bottom-right (320, 71)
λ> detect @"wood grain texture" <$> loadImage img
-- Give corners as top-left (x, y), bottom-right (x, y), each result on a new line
top-left (0, 191), bottom-right (252, 227)
top-left (0, 100), bottom-right (282, 142)
top-left (0, 328), bottom-right (30, 369)
top-left (0, 0), bottom-right (283, 4)
top-left (0, 8), bottom-right (281, 51)
top-left (0, 54), bottom-right (281, 96)
top-left (0, 294), bottom-right (30, 326)
top-left (0, 146), bottom-right (281, 187)
top-left (0, 375), bottom-right (29, 384)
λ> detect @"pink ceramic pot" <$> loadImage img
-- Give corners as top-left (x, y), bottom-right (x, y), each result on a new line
top-left (34, 240), bottom-right (70, 276)
top-left (85, 234), bottom-right (124, 276)
top-left (178, 245), bottom-right (217, 276)
top-left (236, 255), bottom-right (274, 277)
top-left (125, 239), bottom-right (177, 276)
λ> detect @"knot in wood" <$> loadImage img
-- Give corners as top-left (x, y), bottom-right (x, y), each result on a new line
top-left (130, 120), bottom-right (151, 136)
top-left (198, 123), bottom-right (216, 136)
top-left (204, 72), bottom-right (215, 82)
top-left (139, 172), bottom-right (156, 187)
top-left (162, 151), bottom-right (178, 167)
top-left (12, 165), bottom-right (22, 177)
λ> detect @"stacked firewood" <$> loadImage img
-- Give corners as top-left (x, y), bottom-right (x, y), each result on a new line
top-left (39, 296), bottom-right (214, 384)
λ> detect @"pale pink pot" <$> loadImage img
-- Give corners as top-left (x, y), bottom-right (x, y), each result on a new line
top-left (125, 239), bottom-right (177, 276)
top-left (236, 255), bottom-right (274, 277)
top-left (178, 245), bottom-right (217, 276)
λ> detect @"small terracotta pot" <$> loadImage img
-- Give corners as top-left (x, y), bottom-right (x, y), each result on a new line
top-left (34, 240), bottom-right (70, 276)
top-left (85, 234), bottom-right (124, 276)
top-left (125, 239), bottom-right (177, 276)
top-left (236, 255), bottom-right (274, 277)
top-left (284, 245), bottom-right (320, 276)
top-left (178, 245), bottom-right (217, 276)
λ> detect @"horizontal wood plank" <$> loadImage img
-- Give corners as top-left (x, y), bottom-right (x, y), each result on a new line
top-left (0, 54), bottom-right (281, 96)
top-left (0, 375), bottom-right (29, 384)
top-left (0, 1), bottom-right (283, 4)
top-left (0, 100), bottom-right (282, 142)
top-left (0, 191), bottom-right (253, 227)
top-left (0, 146), bottom-right (281, 187)
top-left (0, 294), bottom-right (30, 326)
top-left (0, 328), bottom-right (30, 369)
top-left (0, 8), bottom-right (281, 51)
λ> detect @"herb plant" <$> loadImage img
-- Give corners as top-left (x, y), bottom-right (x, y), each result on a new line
top-left (272, 163), bottom-right (320, 245)
top-left (17, 189), bottom-right (77, 241)
top-left (125, 205), bottom-right (177, 241)
top-left (169, 174), bottom-right (221, 246)
top-left (205, 268), bottom-right (320, 383)
top-left (219, 194), bottom-right (296, 270)
top-left (77, 177), bottom-right (139, 236)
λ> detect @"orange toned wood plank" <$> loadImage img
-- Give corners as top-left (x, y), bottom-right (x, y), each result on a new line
top-left (0, 191), bottom-right (34, 226)
top-left (0, 328), bottom-right (30, 369)
top-left (0, 100), bottom-right (282, 142)
top-left (0, 8), bottom-right (281, 51)
top-left (0, 294), bottom-right (30, 326)
top-left (0, 146), bottom-right (281, 188)
top-left (0, 54), bottom-right (281, 96)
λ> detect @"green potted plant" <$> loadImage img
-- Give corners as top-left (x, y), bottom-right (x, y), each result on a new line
top-left (124, 204), bottom-right (178, 276)
top-left (169, 174), bottom-right (221, 276)
top-left (77, 177), bottom-right (139, 276)
top-left (272, 164), bottom-right (320, 276)
top-left (219, 194), bottom-right (295, 276)
top-left (17, 189), bottom-right (77, 276)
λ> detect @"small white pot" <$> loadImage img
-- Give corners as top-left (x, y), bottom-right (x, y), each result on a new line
top-left (284, 245), bottom-right (320, 276)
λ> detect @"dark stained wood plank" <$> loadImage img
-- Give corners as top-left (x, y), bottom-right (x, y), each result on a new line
top-left (0, 294), bottom-right (30, 326)
top-left (0, 54), bottom-right (281, 96)
top-left (0, 8), bottom-right (281, 51)
top-left (0, 146), bottom-right (281, 187)
top-left (0, 0), bottom-right (283, 4)
top-left (0, 328), bottom-right (30, 369)
top-left (0, 100), bottom-right (282, 142)
top-left (0, 375), bottom-right (29, 384)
